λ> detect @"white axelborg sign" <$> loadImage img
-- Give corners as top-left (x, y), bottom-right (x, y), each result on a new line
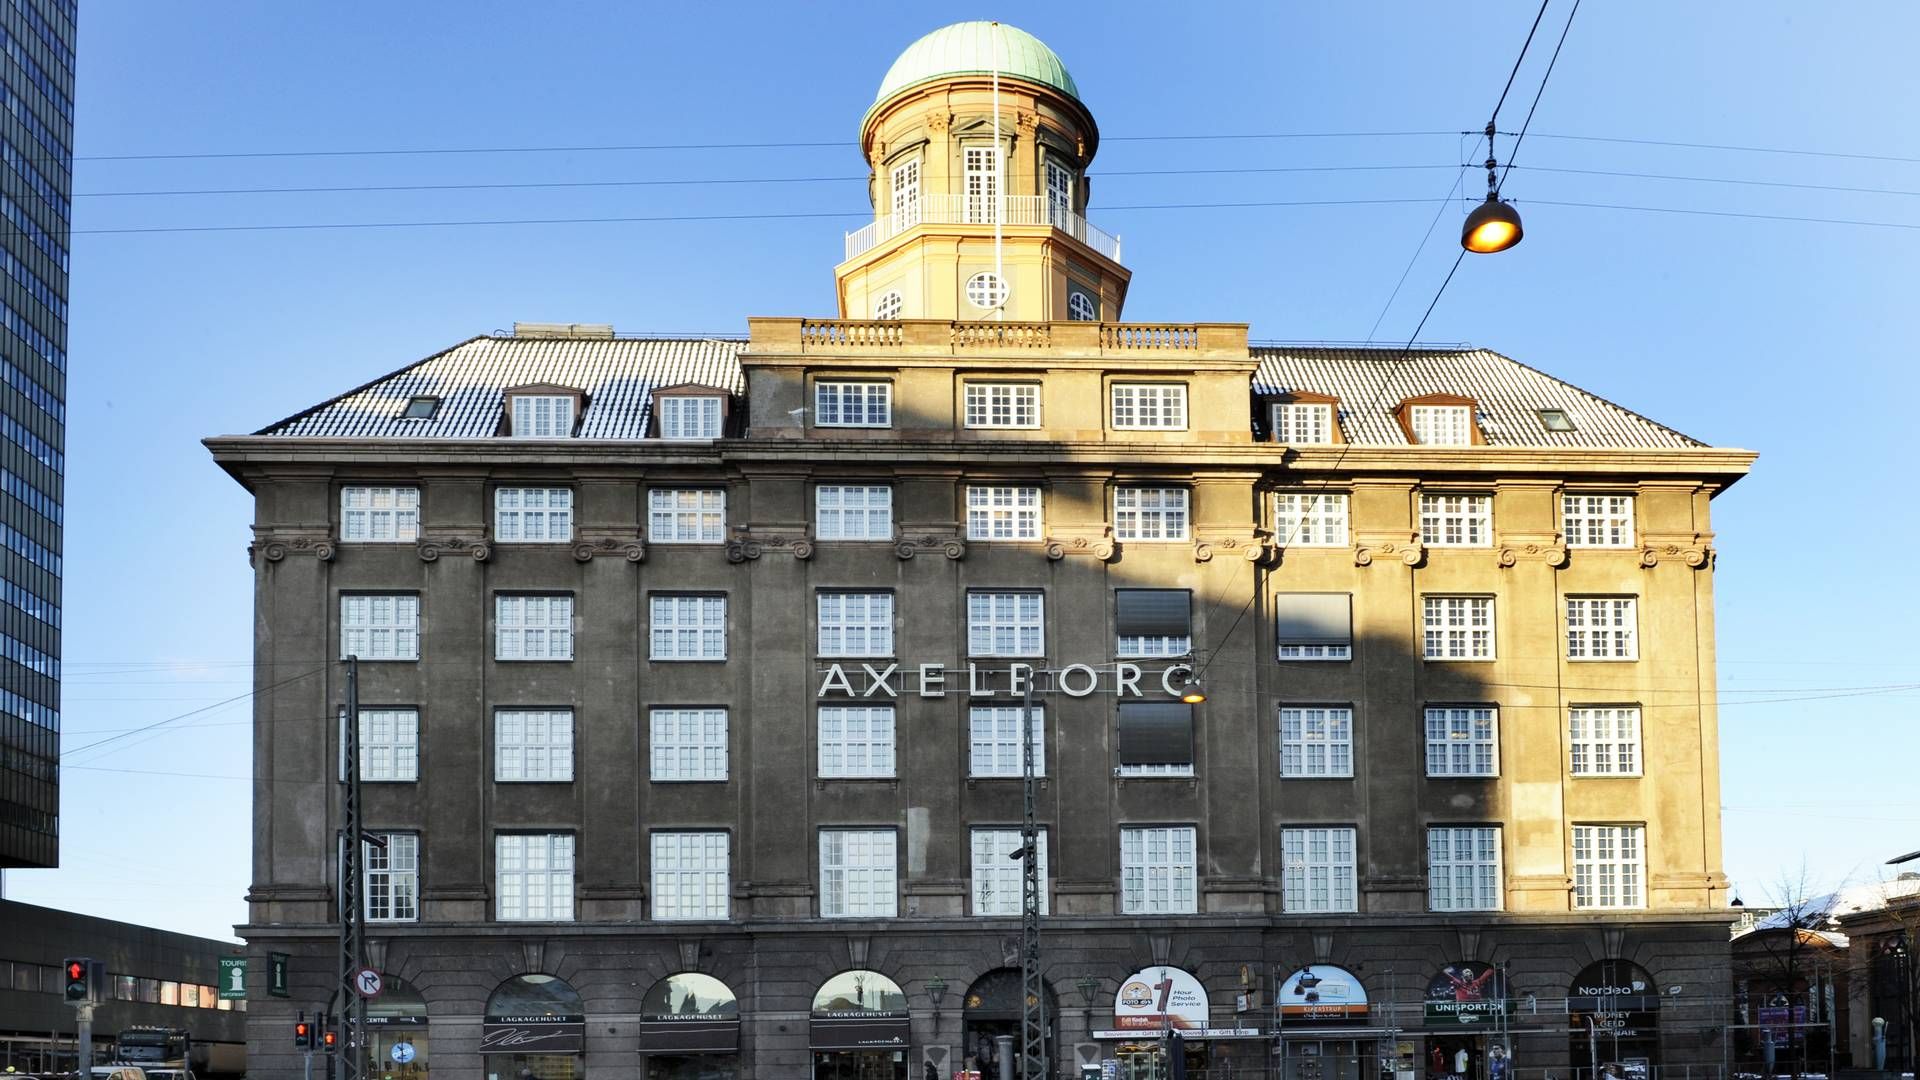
top-left (815, 662), bottom-right (1197, 700)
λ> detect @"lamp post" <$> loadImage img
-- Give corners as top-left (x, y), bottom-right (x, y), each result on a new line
top-left (928, 975), bottom-right (948, 1036)
top-left (1077, 976), bottom-right (1101, 1036)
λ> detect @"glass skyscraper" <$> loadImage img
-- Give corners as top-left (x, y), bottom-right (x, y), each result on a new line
top-left (0, 0), bottom-right (70, 869)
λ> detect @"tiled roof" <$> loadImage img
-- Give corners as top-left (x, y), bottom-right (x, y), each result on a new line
top-left (1252, 346), bottom-right (1704, 449)
top-left (258, 335), bottom-right (746, 439)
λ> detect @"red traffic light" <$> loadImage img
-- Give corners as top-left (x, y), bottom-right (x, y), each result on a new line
top-left (294, 1021), bottom-right (311, 1049)
top-left (66, 962), bottom-right (84, 980)
top-left (322, 1030), bottom-right (337, 1049)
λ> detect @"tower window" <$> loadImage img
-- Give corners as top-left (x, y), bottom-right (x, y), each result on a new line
top-left (891, 160), bottom-right (921, 228)
top-left (874, 291), bottom-right (903, 320)
top-left (1045, 160), bottom-right (1075, 221)
top-left (1067, 290), bottom-right (1098, 322)
top-left (966, 272), bottom-right (1009, 310)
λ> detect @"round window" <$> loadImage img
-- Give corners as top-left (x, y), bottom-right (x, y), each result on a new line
top-left (966, 272), bottom-right (1009, 310)
top-left (874, 291), bottom-right (903, 320)
top-left (1067, 291), bottom-right (1098, 322)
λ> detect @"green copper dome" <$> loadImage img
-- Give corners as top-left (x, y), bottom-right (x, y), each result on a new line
top-left (872, 21), bottom-right (1080, 109)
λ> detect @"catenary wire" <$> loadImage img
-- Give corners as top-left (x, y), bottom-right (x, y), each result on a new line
top-left (1495, 0), bottom-right (1582, 194)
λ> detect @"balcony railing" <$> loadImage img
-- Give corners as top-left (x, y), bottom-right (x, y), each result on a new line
top-left (844, 194), bottom-right (1123, 264)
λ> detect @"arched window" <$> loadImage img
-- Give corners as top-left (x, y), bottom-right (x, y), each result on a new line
top-left (1067, 290), bottom-right (1098, 322)
top-left (966, 272), bottom-right (1008, 310)
top-left (485, 973), bottom-right (584, 1019)
top-left (874, 291), bottom-right (903, 320)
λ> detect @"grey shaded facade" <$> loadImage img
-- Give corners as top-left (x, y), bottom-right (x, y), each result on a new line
top-left (0, 0), bottom-right (70, 870)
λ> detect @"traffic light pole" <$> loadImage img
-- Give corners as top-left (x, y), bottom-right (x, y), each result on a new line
top-left (75, 1002), bottom-right (93, 1072)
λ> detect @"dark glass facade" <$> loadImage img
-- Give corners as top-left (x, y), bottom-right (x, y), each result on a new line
top-left (0, 0), bottom-right (68, 869)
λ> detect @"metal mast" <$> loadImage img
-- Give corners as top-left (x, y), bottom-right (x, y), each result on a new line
top-left (1019, 674), bottom-right (1048, 1078)
top-left (337, 657), bottom-right (367, 1080)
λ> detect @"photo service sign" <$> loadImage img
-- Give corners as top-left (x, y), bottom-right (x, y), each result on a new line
top-left (1278, 966), bottom-right (1368, 1020)
top-left (1425, 963), bottom-right (1510, 1024)
top-left (1114, 967), bottom-right (1210, 1031)
top-left (479, 1015), bottom-right (585, 1055)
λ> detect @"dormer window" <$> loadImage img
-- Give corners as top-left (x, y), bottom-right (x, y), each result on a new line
top-left (659, 397), bottom-right (722, 440)
top-left (401, 396), bottom-right (440, 420)
top-left (504, 387), bottom-right (581, 439)
top-left (1396, 395), bottom-right (1483, 446)
top-left (1271, 392), bottom-right (1340, 444)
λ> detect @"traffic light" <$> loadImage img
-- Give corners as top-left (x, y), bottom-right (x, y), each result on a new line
top-left (322, 1023), bottom-right (338, 1052)
top-left (294, 1013), bottom-right (312, 1050)
top-left (63, 957), bottom-right (91, 1002)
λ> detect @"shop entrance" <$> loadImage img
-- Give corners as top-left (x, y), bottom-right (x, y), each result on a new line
top-left (960, 968), bottom-right (1057, 1075)
top-left (1424, 1035), bottom-right (1486, 1080)
top-left (1280, 1038), bottom-right (1378, 1080)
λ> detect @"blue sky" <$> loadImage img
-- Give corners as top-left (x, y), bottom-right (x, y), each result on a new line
top-left (7, 1), bottom-right (1916, 940)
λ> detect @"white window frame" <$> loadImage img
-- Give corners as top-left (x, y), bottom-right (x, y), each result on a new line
top-left (1273, 492), bottom-right (1349, 547)
top-left (971, 828), bottom-right (1049, 916)
top-left (967, 591), bottom-right (1045, 657)
top-left (1428, 826), bottom-right (1502, 912)
top-left (1120, 825), bottom-right (1197, 915)
top-left (1563, 494), bottom-right (1636, 548)
top-left (1409, 404), bottom-right (1474, 445)
top-left (963, 383), bottom-right (1040, 429)
top-left (495, 487), bottom-right (574, 543)
top-left (814, 381), bottom-right (892, 428)
top-left (1116, 587), bottom-right (1191, 660)
top-left (340, 594), bottom-right (419, 661)
top-left (963, 145), bottom-right (998, 224)
top-left (1569, 706), bottom-right (1642, 776)
top-left (649, 488), bottom-right (727, 544)
top-left (659, 396), bottom-right (724, 440)
top-left (649, 707), bottom-right (729, 781)
top-left (891, 159), bottom-right (921, 228)
top-left (1111, 384), bottom-right (1188, 430)
top-left (340, 486), bottom-right (419, 543)
top-left (1044, 159), bottom-right (1074, 219)
top-left (1066, 290), bottom-right (1098, 322)
top-left (1423, 596), bottom-right (1495, 660)
top-left (350, 708), bottom-right (418, 783)
top-left (819, 828), bottom-right (897, 918)
top-left (651, 831), bottom-right (730, 921)
top-left (817, 592), bottom-right (894, 657)
top-left (1572, 824), bottom-right (1645, 909)
top-left (1419, 493), bottom-right (1492, 547)
top-left (815, 485), bottom-right (893, 541)
top-left (1272, 402), bottom-right (1334, 444)
top-left (1278, 706), bottom-right (1353, 778)
top-left (495, 832), bottom-right (575, 922)
top-left (510, 394), bottom-right (575, 438)
top-left (966, 485), bottom-right (1043, 540)
top-left (1424, 706), bottom-right (1499, 777)
top-left (1566, 596), bottom-right (1639, 660)
top-left (650, 595), bottom-right (727, 661)
top-left (1114, 487), bottom-right (1189, 542)
top-left (817, 705), bottom-right (896, 779)
top-left (966, 271), bottom-right (1009, 310)
top-left (1281, 826), bottom-right (1358, 913)
top-left (495, 594), bottom-right (574, 661)
top-left (364, 832), bottom-right (419, 923)
top-left (494, 709), bottom-right (574, 782)
top-left (873, 290), bottom-right (904, 321)
top-left (968, 705), bottom-right (1046, 778)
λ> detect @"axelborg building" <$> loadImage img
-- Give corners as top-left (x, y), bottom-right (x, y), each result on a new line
top-left (0, 0), bottom-right (72, 870)
top-left (210, 22), bottom-right (1754, 1080)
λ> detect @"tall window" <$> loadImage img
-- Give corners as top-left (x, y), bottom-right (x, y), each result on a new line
top-left (1044, 159), bottom-right (1074, 221)
top-left (496, 833), bottom-right (575, 921)
top-left (820, 829), bottom-right (897, 918)
top-left (967, 592), bottom-right (1044, 657)
top-left (818, 706), bottom-right (896, 778)
top-left (652, 832), bottom-right (730, 921)
top-left (340, 486), bottom-right (419, 542)
top-left (1275, 593), bottom-right (1352, 661)
top-left (968, 705), bottom-right (1045, 778)
top-left (1419, 494), bottom-right (1491, 547)
top-left (650, 595), bottom-right (727, 660)
top-left (364, 832), bottom-right (419, 923)
top-left (1114, 487), bottom-right (1189, 541)
top-left (818, 592), bottom-right (894, 657)
top-left (496, 594), bottom-right (573, 661)
top-left (963, 146), bottom-right (998, 223)
top-left (1569, 706), bottom-right (1641, 776)
top-left (1409, 404), bottom-right (1473, 445)
top-left (1273, 492), bottom-right (1348, 547)
top-left (340, 594), bottom-right (418, 661)
top-left (1424, 706), bottom-right (1499, 777)
top-left (966, 485), bottom-right (1043, 540)
top-left (510, 395), bottom-right (575, 438)
top-left (816, 485), bottom-right (893, 541)
top-left (649, 707), bottom-right (729, 781)
top-left (494, 709), bottom-right (574, 782)
top-left (891, 159), bottom-right (921, 228)
top-left (1428, 826), bottom-right (1502, 912)
top-left (1273, 402), bottom-right (1334, 444)
top-left (1572, 824), bottom-right (1644, 909)
top-left (964, 383), bottom-right (1040, 429)
top-left (1566, 597), bottom-right (1638, 660)
top-left (1564, 494), bottom-right (1635, 548)
top-left (659, 396), bottom-right (723, 439)
top-left (353, 709), bottom-right (418, 782)
top-left (649, 489), bottom-right (726, 543)
top-left (495, 487), bottom-right (573, 542)
top-left (1121, 826), bottom-right (1197, 914)
top-left (1423, 596), bottom-right (1494, 660)
top-left (1111, 384), bottom-right (1187, 429)
top-left (972, 828), bottom-right (1048, 916)
top-left (1278, 706), bottom-right (1353, 777)
top-left (815, 381), bottom-right (892, 427)
top-left (1116, 589), bottom-right (1191, 657)
top-left (1282, 826), bottom-right (1357, 913)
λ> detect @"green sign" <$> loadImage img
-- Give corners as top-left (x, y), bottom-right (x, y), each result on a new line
top-left (218, 958), bottom-right (248, 1000)
top-left (269, 953), bottom-right (290, 998)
